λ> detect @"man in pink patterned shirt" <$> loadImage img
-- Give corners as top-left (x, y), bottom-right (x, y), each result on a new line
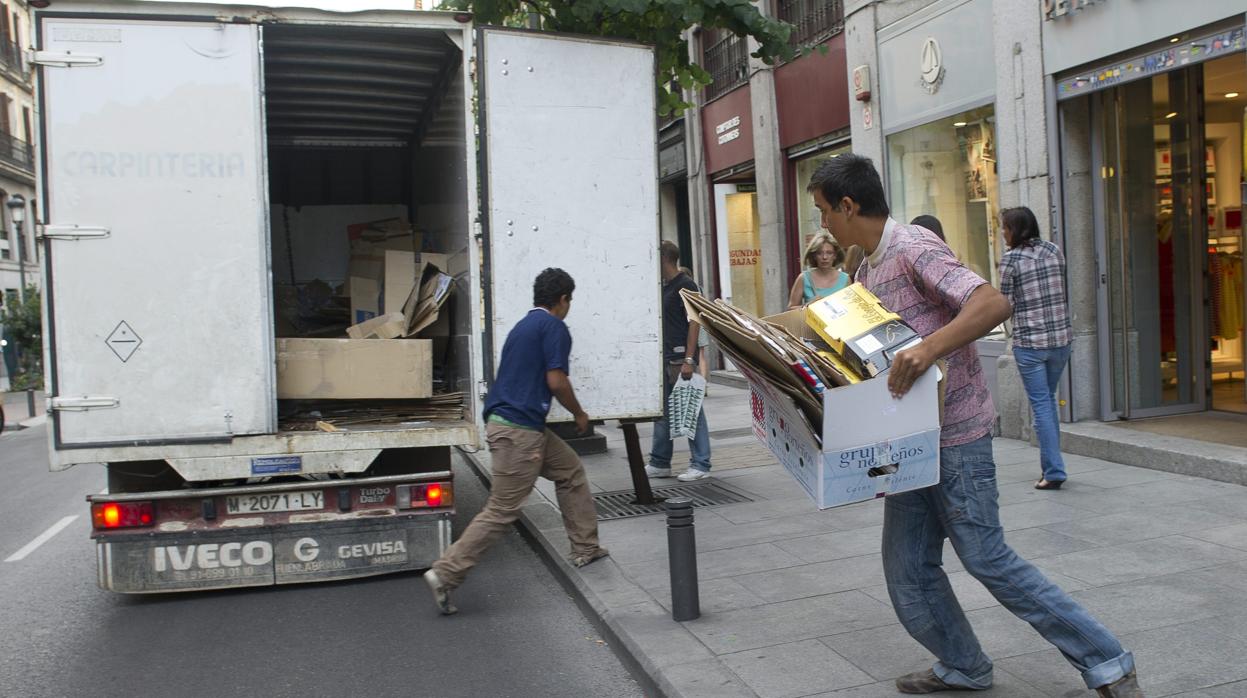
top-left (806, 155), bottom-right (1141, 698)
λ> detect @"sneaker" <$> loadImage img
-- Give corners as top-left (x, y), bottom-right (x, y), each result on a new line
top-left (645, 465), bottom-right (673, 478)
top-left (570, 547), bottom-right (610, 568)
top-left (1096, 672), bottom-right (1143, 698)
top-left (423, 569), bottom-right (458, 615)
top-left (895, 669), bottom-right (982, 694)
top-left (677, 468), bottom-right (709, 482)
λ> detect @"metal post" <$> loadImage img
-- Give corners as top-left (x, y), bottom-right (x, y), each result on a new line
top-left (15, 226), bottom-right (24, 302)
top-left (665, 497), bottom-right (699, 622)
top-left (620, 421), bottom-right (664, 506)
top-left (26, 388), bottom-right (35, 418)
top-left (14, 220), bottom-right (25, 302)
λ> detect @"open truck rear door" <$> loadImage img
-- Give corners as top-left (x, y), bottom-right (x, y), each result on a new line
top-left (478, 29), bottom-right (663, 421)
top-left (39, 17), bottom-right (275, 448)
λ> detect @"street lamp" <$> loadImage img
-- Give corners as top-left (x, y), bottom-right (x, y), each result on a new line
top-left (6, 194), bottom-right (25, 301)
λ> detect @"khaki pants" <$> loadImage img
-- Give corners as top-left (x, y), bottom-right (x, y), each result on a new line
top-left (432, 423), bottom-right (601, 588)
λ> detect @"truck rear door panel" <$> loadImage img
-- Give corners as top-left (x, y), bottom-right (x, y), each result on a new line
top-left (479, 30), bottom-right (662, 421)
top-left (39, 17), bottom-right (275, 446)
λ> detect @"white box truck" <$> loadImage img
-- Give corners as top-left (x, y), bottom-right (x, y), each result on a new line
top-left (32, 0), bottom-right (662, 592)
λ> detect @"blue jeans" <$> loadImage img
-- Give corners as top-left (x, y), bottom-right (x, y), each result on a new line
top-left (881, 434), bottom-right (1133, 690)
top-left (1014, 345), bottom-right (1071, 482)
top-left (649, 364), bottom-right (711, 472)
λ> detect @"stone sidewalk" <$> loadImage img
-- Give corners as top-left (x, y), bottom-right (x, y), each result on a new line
top-left (2, 389), bottom-right (45, 430)
top-left (465, 383), bottom-right (1247, 698)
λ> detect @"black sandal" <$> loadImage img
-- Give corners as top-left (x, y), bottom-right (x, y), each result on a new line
top-left (1034, 479), bottom-right (1064, 490)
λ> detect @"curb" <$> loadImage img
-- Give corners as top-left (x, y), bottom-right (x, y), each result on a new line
top-left (708, 370), bottom-right (748, 390)
top-left (18, 414), bottom-right (46, 429)
top-left (1061, 421), bottom-right (1247, 486)
top-left (458, 448), bottom-right (696, 698)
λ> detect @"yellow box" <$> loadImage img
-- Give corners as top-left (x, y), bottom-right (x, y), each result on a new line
top-left (805, 283), bottom-right (919, 378)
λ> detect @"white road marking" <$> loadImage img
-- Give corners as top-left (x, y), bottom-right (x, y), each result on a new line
top-left (5, 516), bottom-right (79, 563)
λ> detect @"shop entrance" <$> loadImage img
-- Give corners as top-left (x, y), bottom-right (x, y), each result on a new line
top-left (1091, 53), bottom-right (1246, 418)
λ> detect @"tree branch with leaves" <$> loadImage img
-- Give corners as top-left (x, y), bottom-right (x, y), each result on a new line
top-left (1, 287), bottom-right (42, 390)
top-left (449, 0), bottom-right (799, 115)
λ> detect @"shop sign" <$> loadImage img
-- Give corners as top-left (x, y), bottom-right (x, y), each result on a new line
top-left (729, 248), bottom-right (761, 266)
top-left (716, 115), bottom-right (741, 145)
top-left (919, 38), bottom-right (944, 94)
top-left (1055, 26), bottom-right (1246, 99)
top-left (1042, 0), bottom-right (1105, 21)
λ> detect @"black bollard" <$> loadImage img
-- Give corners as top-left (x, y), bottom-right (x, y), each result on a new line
top-left (26, 388), bottom-right (35, 419)
top-left (665, 497), bottom-right (700, 621)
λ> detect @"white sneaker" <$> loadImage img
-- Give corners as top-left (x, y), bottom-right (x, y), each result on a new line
top-left (645, 465), bottom-right (673, 478)
top-left (423, 569), bottom-right (458, 615)
top-left (677, 468), bottom-right (710, 482)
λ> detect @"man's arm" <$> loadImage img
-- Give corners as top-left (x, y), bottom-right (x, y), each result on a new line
top-left (680, 319), bottom-right (701, 379)
top-left (887, 284), bottom-right (1012, 398)
top-left (547, 369), bottom-right (589, 433)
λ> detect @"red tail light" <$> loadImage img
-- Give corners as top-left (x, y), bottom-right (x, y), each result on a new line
top-left (92, 501), bottom-right (155, 530)
top-left (399, 482), bottom-right (453, 509)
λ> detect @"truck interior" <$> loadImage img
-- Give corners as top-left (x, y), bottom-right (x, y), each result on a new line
top-left (260, 23), bottom-right (473, 434)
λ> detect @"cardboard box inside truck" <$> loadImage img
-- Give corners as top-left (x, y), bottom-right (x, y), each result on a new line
top-left (348, 276), bottom-right (380, 324)
top-left (276, 338), bottom-right (432, 400)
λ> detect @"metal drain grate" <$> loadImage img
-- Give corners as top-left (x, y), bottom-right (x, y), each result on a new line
top-left (593, 480), bottom-right (755, 521)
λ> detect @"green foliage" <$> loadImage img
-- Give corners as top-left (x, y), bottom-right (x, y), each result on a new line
top-left (2, 286), bottom-right (42, 386)
top-left (451, 0), bottom-right (798, 114)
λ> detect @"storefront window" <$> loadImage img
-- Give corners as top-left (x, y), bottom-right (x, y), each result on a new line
top-left (714, 182), bottom-right (764, 316)
top-left (886, 105), bottom-right (1000, 285)
top-left (793, 144), bottom-right (850, 252)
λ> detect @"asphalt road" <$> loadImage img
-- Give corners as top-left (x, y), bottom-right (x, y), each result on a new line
top-left (0, 424), bottom-right (644, 698)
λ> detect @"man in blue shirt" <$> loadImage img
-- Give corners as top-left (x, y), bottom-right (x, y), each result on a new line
top-left (424, 268), bottom-right (608, 614)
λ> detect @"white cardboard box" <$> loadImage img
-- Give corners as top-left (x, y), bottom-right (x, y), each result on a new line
top-left (740, 362), bottom-right (941, 509)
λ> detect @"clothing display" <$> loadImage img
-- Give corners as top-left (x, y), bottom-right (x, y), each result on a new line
top-left (1209, 251), bottom-right (1243, 341)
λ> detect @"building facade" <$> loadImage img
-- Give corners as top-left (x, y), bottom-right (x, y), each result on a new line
top-left (0, 1), bottom-right (37, 390)
top-left (839, 0), bottom-right (1247, 435)
top-left (844, 0), bottom-right (1048, 412)
top-left (683, 0), bottom-right (852, 336)
top-left (1044, 0), bottom-right (1247, 422)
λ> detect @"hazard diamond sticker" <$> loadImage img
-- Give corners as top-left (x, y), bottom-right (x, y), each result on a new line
top-left (105, 321), bottom-right (142, 363)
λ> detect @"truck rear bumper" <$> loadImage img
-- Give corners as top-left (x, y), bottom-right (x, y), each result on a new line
top-left (96, 514), bottom-right (451, 593)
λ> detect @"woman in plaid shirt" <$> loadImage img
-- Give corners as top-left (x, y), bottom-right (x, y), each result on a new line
top-left (998, 206), bottom-right (1073, 490)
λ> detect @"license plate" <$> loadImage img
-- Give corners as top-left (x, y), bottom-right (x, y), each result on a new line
top-left (225, 491), bottom-right (324, 514)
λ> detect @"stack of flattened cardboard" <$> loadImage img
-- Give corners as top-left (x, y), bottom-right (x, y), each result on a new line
top-left (279, 393), bottom-right (467, 431)
top-left (680, 289), bottom-right (856, 440)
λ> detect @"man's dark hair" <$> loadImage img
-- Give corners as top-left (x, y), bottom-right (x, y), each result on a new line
top-left (659, 240), bottom-right (680, 266)
top-left (533, 267), bottom-right (575, 308)
top-left (806, 154), bottom-right (890, 218)
top-left (1000, 206), bottom-right (1042, 249)
top-left (910, 215), bottom-right (945, 241)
